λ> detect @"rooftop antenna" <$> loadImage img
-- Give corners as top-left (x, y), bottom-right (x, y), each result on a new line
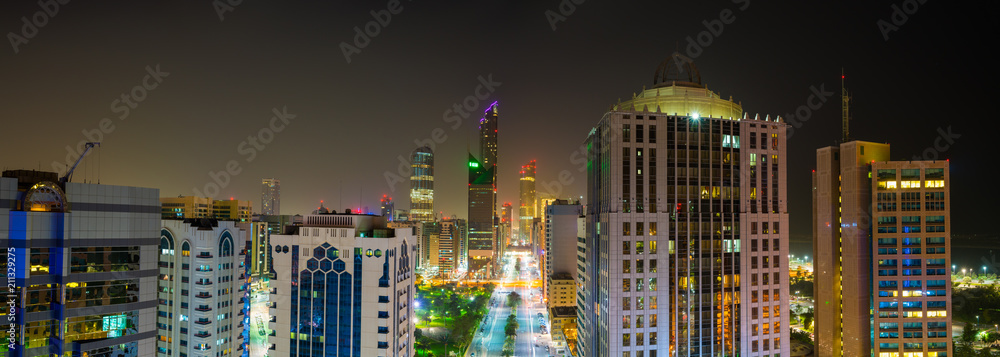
top-left (841, 68), bottom-right (851, 142)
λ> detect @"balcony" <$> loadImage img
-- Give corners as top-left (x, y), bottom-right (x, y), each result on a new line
top-left (195, 293), bottom-right (213, 299)
top-left (194, 331), bottom-right (212, 338)
top-left (194, 319), bottom-right (211, 325)
top-left (195, 306), bottom-right (212, 312)
top-left (195, 280), bottom-right (213, 286)
top-left (196, 253), bottom-right (213, 259)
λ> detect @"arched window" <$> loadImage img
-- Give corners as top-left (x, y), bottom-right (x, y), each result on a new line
top-left (160, 229), bottom-right (174, 256)
top-left (219, 231), bottom-right (233, 258)
top-left (182, 241), bottom-right (191, 257)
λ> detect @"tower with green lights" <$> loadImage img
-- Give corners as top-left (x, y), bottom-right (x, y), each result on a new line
top-left (467, 101), bottom-right (499, 277)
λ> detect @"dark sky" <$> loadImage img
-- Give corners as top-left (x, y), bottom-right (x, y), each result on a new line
top-left (0, 1), bottom-right (991, 247)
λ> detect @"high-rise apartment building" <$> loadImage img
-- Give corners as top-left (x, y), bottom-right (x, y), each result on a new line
top-left (380, 195), bottom-right (395, 221)
top-left (157, 219), bottom-right (247, 357)
top-left (268, 213), bottom-right (415, 356)
top-left (580, 54), bottom-right (790, 357)
top-left (409, 146), bottom-right (434, 222)
top-left (813, 142), bottom-right (952, 357)
top-left (468, 102), bottom-right (499, 275)
top-left (544, 200), bottom-right (584, 354)
top-left (161, 196), bottom-right (252, 222)
top-left (520, 160), bottom-right (537, 244)
top-left (1, 170), bottom-right (159, 357)
top-left (261, 178), bottom-right (280, 215)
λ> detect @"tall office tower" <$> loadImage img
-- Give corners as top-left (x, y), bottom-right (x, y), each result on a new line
top-left (261, 178), bottom-right (280, 215)
top-left (468, 101), bottom-right (499, 275)
top-left (269, 213), bottom-right (416, 356)
top-left (545, 200), bottom-right (584, 354)
top-left (157, 219), bottom-right (247, 357)
top-left (410, 146), bottom-right (435, 222)
top-left (545, 200), bottom-right (583, 307)
top-left (580, 54), bottom-right (790, 357)
top-left (520, 160), bottom-right (537, 244)
top-left (1, 170), bottom-right (159, 357)
top-left (813, 142), bottom-right (952, 357)
top-left (500, 202), bottom-right (513, 246)
top-left (380, 195), bottom-right (395, 221)
top-left (435, 219), bottom-right (466, 277)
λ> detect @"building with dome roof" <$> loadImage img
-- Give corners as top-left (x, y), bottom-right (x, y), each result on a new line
top-left (578, 54), bottom-right (790, 357)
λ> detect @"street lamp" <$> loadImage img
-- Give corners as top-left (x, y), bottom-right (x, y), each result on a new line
top-left (952, 264), bottom-right (956, 274)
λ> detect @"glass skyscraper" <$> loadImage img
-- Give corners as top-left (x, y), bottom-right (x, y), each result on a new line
top-left (409, 146), bottom-right (434, 222)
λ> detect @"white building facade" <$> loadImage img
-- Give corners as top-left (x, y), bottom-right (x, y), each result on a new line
top-left (157, 219), bottom-right (248, 356)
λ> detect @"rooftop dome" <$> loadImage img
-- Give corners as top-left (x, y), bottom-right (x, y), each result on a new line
top-left (653, 53), bottom-right (703, 89)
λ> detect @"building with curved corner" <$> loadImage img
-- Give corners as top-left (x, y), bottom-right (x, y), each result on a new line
top-left (1, 170), bottom-right (160, 357)
top-left (579, 53), bottom-right (790, 357)
top-left (409, 147), bottom-right (434, 222)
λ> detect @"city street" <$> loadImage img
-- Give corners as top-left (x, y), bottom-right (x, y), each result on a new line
top-left (467, 252), bottom-right (549, 357)
top-left (249, 287), bottom-right (271, 357)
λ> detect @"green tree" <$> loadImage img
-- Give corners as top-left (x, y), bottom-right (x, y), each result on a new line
top-left (508, 292), bottom-right (522, 308)
top-left (963, 323), bottom-right (981, 343)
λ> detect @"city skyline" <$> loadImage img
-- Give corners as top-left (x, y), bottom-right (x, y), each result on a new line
top-left (0, 2), bottom-right (988, 247)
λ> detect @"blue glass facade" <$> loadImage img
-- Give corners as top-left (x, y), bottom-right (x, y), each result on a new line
top-left (288, 243), bottom-right (363, 357)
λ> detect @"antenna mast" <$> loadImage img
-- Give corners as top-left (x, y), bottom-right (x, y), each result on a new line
top-left (841, 68), bottom-right (851, 142)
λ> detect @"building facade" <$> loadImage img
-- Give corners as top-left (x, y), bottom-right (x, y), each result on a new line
top-left (380, 195), bottom-right (395, 222)
top-left (157, 219), bottom-right (247, 357)
top-left (580, 54), bottom-right (790, 357)
top-left (544, 200), bottom-right (583, 309)
top-left (268, 213), bottom-right (416, 357)
top-left (409, 146), bottom-right (434, 222)
top-left (161, 196), bottom-right (251, 222)
top-left (813, 142), bottom-right (952, 357)
top-left (520, 160), bottom-right (537, 244)
top-left (1, 170), bottom-right (159, 357)
top-left (261, 178), bottom-right (280, 216)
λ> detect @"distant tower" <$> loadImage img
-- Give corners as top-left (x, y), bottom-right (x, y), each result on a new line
top-left (842, 68), bottom-right (851, 142)
top-left (380, 195), bottom-right (394, 221)
top-left (468, 101), bottom-right (499, 275)
top-left (501, 202), bottom-right (513, 246)
top-left (409, 146), bottom-right (434, 222)
top-left (261, 178), bottom-right (280, 215)
top-left (519, 160), bottom-right (537, 244)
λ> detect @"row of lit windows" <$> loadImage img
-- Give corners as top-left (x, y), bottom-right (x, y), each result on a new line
top-left (621, 314), bottom-right (658, 329)
top-left (621, 278), bottom-right (658, 292)
top-left (622, 259), bottom-right (658, 274)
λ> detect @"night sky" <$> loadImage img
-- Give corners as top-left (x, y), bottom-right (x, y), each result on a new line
top-left (0, 1), bottom-right (991, 249)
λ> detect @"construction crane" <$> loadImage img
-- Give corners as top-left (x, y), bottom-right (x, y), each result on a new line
top-left (841, 68), bottom-right (851, 142)
top-left (59, 142), bottom-right (100, 185)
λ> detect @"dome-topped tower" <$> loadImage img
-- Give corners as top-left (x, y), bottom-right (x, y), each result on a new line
top-left (614, 54), bottom-right (742, 119)
top-left (652, 53), bottom-right (703, 88)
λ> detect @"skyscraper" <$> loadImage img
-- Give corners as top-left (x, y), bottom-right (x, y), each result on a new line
top-left (580, 54), bottom-right (790, 357)
top-left (468, 102), bottom-right (499, 275)
top-left (409, 146), bottom-right (434, 222)
top-left (520, 160), bottom-right (537, 245)
top-left (268, 212), bottom-right (415, 356)
top-left (813, 142), bottom-right (952, 357)
top-left (262, 178), bottom-right (280, 215)
top-left (380, 194), bottom-right (394, 221)
top-left (2, 170), bottom-right (159, 357)
top-left (500, 202), bottom-right (513, 247)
